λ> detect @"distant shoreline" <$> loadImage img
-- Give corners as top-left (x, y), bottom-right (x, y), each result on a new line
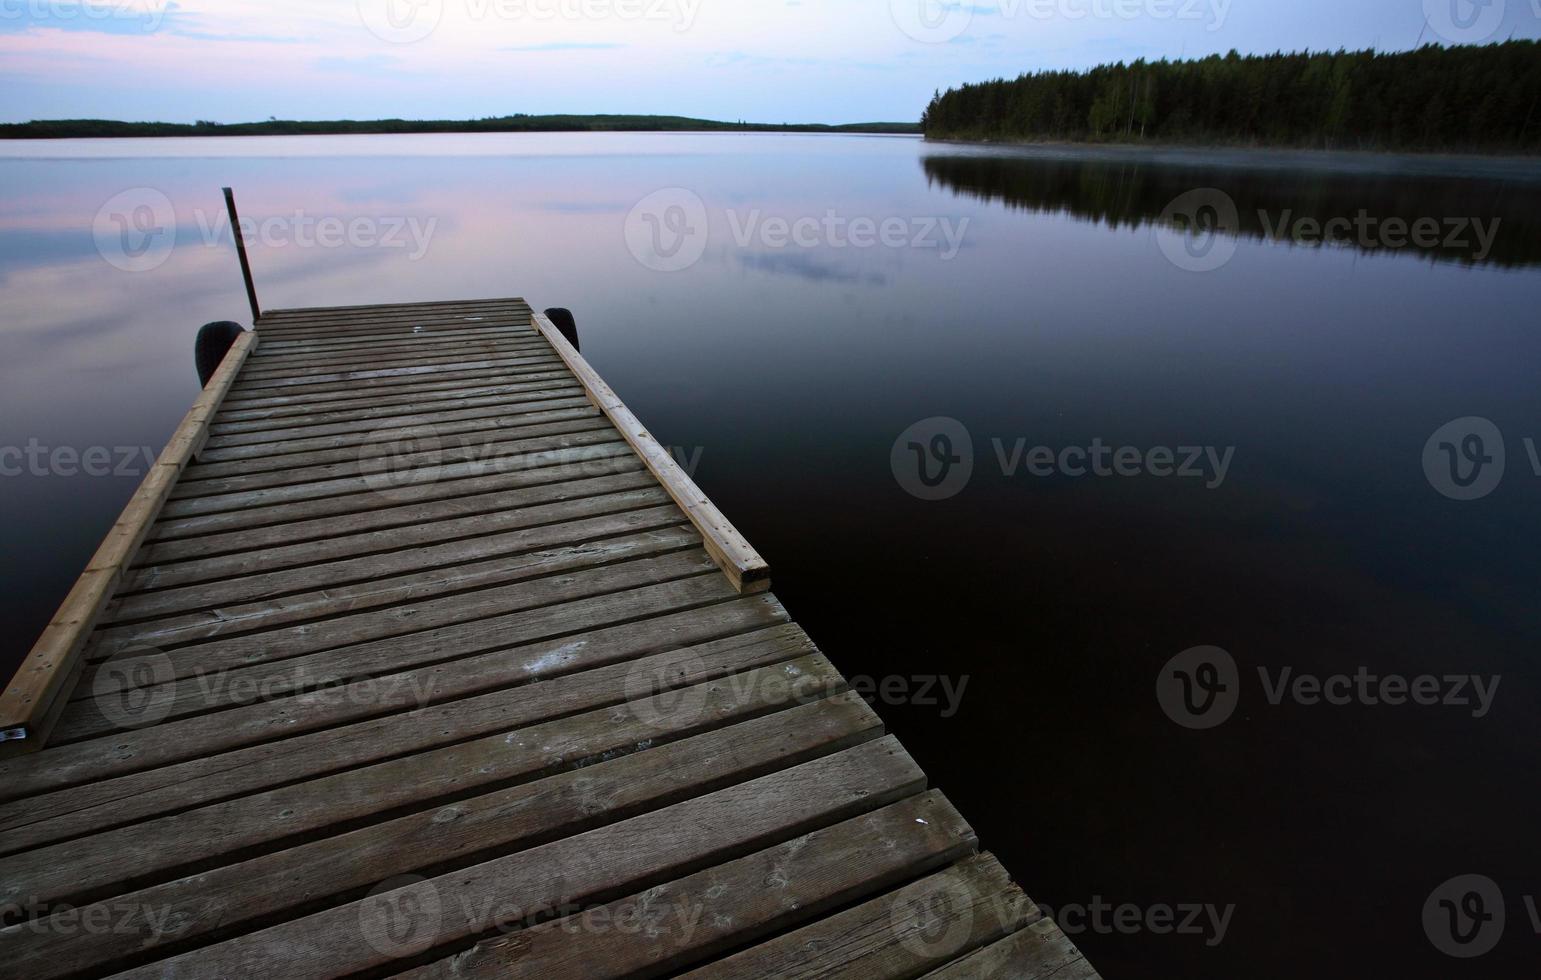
top-left (923, 133), bottom-right (1541, 162)
top-left (0, 116), bottom-right (921, 140)
top-left (923, 137), bottom-right (1541, 176)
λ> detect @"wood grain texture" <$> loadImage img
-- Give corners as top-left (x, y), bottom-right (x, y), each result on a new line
top-left (144, 452), bottom-right (645, 545)
top-left (96, 502), bottom-right (681, 646)
top-left (922, 915), bottom-right (1103, 980)
top-left (406, 792), bottom-right (976, 980)
top-left (218, 361), bottom-right (567, 409)
top-left (57, 527), bottom-right (705, 742)
top-left (168, 423), bottom-right (618, 500)
top-left (2, 650), bottom-right (847, 912)
top-left (80, 551), bottom-right (720, 703)
top-left (210, 376), bottom-right (578, 431)
top-left (196, 402), bottom-right (596, 459)
top-left (134, 466), bottom-right (653, 563)
top-left (254, 322), bottom-right (537, 352)
top-left (156, 440), bottom-right (635, 519)
top-left (5, 693), bottom-right (881, 980)
top-left (182, 414), bottom-right (608, 479)
top-left (241, 336), bottom-right (551, 378)
top-left (118, 487), bottom-right (675, 612)
top-left (0, 605), bottom-right (795, 834)
top-left (113, 738), bottom-right (925, 979)
top-left (678, 852), bottom-right (1038, 980)
top-left (32, 572), bottom-right (741, 793)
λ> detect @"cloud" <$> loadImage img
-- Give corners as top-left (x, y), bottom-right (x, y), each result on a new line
top-left (537, 201), bottom-right (629, 214)
top-left (704, 50), bottom-right (896, 71)
top-left (501, 42), bottom-right (627, 51)
top-left (169, 30), bottom-right (305, 43)
top-left (0, 0), bottom-right (182, 36)
top-left (736, 251), bottom-right (887, 285)
top-left (314, 53), bottom-right (403, 73)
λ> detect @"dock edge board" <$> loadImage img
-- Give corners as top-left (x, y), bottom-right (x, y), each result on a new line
top-left (530, 310), bottom-right (771, 595)
top-left (0, 330), bottom-right (260, 756)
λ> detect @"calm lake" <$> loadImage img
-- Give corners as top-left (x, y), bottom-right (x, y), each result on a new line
top-left (3, 133), bottom-right (1539, 978)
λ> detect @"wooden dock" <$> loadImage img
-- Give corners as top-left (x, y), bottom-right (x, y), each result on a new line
top-left (0, 298), bottom-right (1100, 978)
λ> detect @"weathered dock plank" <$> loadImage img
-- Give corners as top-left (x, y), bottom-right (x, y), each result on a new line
top-left (0, 299), bottom-right (1100, 978)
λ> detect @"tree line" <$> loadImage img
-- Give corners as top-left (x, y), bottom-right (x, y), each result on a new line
top-left (921, 42), bottom-right (1541, 152)
top-left (0, 116), bottom-right (920, 139)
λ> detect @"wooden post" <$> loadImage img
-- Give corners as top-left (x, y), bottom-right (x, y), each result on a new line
top-left (223, 187), bottom-right (261, 323)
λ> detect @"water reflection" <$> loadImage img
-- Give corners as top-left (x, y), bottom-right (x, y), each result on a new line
top-left (922, 151), bottom-right (1541, 266)
top-left (3, 134), bottom-right (1540, 980)
top-left (735, 250), bottom-right (888, 284)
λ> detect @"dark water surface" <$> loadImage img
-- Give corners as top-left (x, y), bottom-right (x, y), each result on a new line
top-left (3, 133), bottom-right (1539, 978)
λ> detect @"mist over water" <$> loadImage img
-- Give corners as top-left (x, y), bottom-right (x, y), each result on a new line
top-left (2, 133), bottom-right (1538, 978)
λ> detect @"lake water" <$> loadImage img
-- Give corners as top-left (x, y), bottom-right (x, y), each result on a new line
top-left (2, 133), bottom-right (1539, 978)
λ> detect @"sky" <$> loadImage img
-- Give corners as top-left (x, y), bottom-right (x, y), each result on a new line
top-left (2, 0), bottom-right (1540, 124)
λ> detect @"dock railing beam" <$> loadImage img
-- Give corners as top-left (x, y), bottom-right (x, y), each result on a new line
top-left (531, 310), bottom-right (771, 594)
